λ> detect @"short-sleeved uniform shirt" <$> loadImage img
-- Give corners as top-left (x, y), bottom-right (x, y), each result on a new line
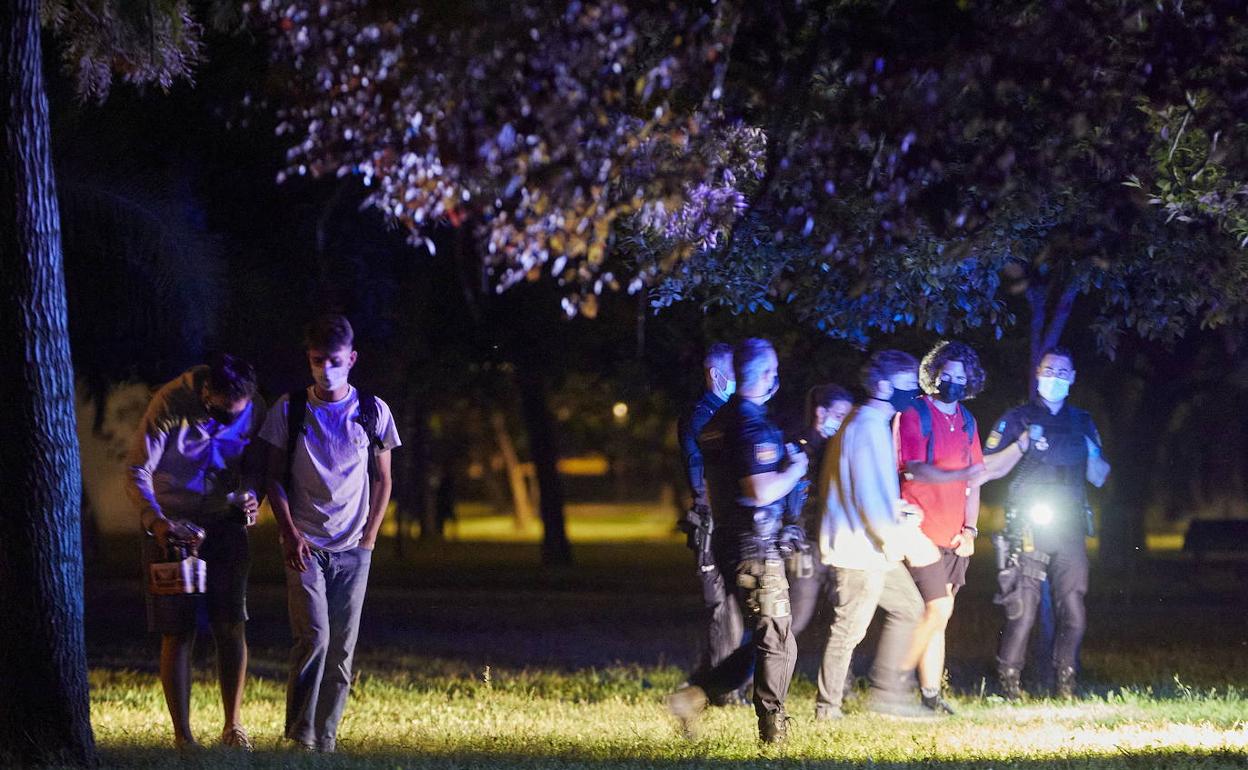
top-left (897, 397), bottom-right (983, 548)
top-left (677, 391), bottom-right (727, 507)
top-left (700, 396), bottom-right (786, 563)
top-left (260, 386), bottom-right (401, 552)
top-left (984, 398), bottom-right (1101, 550)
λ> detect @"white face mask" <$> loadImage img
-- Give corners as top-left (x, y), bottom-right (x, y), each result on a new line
top-left (312, 363), bottom-right (350, 392)
top-left (820, 418), bottom-right (843, 438)
top-left (1037, 375), bottom-right (1070, 402)
top-left (714, 371), bottom-right (736, 400)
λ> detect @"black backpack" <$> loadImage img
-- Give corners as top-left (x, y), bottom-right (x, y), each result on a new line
top-left (283, 388), bottom-right (383, 491)
top-left (912, 397), bottom-right (976, 464)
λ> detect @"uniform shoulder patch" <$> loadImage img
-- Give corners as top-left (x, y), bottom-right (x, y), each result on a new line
top-left (754, 442), bottom-right (780, 465)
top-left (985, 431), bottom-right (1002, 450)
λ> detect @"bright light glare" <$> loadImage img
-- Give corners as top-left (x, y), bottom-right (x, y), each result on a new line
top-left (612, 402), bottom-right (629, 420)
top-left (1029, 502), bottom-right (1054, 526)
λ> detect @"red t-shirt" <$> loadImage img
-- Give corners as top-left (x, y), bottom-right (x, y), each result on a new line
top-left (896, 397), bottom-right (983, 548)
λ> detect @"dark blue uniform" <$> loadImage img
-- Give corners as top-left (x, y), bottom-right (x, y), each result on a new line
top-left (676, 391), bottom-right (742, 676)
top-left (690, 397), bottom-right (798, 719)
top-left (984, 398), bottom-right (1103, 677)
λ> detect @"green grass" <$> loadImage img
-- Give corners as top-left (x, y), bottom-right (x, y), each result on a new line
top-left (88, 665), bottom-right (1248, 769)
top-left (81, 519), bottom-right (1248, 769)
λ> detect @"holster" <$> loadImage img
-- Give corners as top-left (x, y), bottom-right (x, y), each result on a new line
top-left (737, 558), bottom-right (791, 619)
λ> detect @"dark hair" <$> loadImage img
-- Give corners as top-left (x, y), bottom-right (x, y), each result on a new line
top-left (704, 342), bottom-right (733, 374)
top-left (304, 313), bottom-right (354, 351)
top-left (1038, 345), bottom-right (1075, 369)
top-left (920, 340), bottom-right (986, 399)
top-left (734, 337), bottom-right (775, 389)
top-left (806, 383), bottom-right (853, 427)
top-left (861, 349), bottom-right (918, 394)
top-left (205, 352), bottom-right (257, 401)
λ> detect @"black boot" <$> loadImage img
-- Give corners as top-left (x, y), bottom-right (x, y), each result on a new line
top-left (1055, 666), bottom-right (1077, 699)
top-left (997, 665), bottom-right (1023, 701)
top-left (758, 710), bottom-right (790, 744)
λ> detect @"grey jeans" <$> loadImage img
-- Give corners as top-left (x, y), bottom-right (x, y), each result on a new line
top-left (817, 562), bottom-right (923, 711)
top-left (285, 546), bottom-right (372, 751)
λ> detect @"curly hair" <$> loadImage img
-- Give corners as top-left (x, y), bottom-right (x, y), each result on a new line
top-left (919, 340), bottom-right (985, 399)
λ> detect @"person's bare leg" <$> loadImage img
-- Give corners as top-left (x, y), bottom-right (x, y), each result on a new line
top-left (212, 621), bottom-right (247, 733)
top-left (160, 631), bottom-right (197, 747)
top-left (919, 626), bottom-right (948, 691)
top-left (905, 593), bottom-right (954, 675)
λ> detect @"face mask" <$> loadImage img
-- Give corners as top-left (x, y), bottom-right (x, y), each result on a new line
top-left (714, 372), bottom-right (736, 401)
top-left (204, 403), bottom-right (243, 425)
top-left (888, 386), bottom-right (920, 412)
top-left (1037, 376), bottom-right (1070, 402)
top-left (936, 381), bottom-right (966, 404)
top-left (762, 375), bottom-right (780, 402)
top-left (313, 363), bottom-right (350, 392)
top-left (820, 418), bottom-right (843, 438)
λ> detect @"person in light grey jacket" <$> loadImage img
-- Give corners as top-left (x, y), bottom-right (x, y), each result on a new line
top-left (815, 349), bottom-right (941, 720)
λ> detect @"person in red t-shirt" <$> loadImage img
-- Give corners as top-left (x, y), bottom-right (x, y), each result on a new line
top-left (895, 341), bottom-right (987, 715)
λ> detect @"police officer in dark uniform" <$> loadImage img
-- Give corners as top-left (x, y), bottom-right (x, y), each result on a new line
top-left (667, 338), bottom-right (808, 744)
top-left (980, 346), bottom-right (1110, 699)
top-left (675, 343), bottom-right (744, 701)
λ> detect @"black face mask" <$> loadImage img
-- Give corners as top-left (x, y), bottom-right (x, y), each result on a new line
top-left (204, 403), bottom-right (243, 425)
top-left (888, 387), bottom-right (920, 412)
top-left (936, 381), bottom-right (966, 404)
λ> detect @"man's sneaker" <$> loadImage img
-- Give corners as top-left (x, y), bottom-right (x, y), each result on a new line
top-left (221, 726), bottom-right (253, 751)
top-left (814, 704), bottom-right (844, 721)
top-left (1055, 666), bottom-right (1077, 699)
top-left (921, 693), bottom-right (957, 715)
top-left (758, 710), bottom-right (790, 744)
top-left (866, 693), bottom-right (943, 720)
top-left (665, 685), bottom-right (708, 738)
top-left (997, 665), bottom-right (1023, 701)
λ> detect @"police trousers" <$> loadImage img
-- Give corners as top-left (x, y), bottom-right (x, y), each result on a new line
top-left (694, 563), bottom-right (744, 672)
top-left (690, 558), bottom-right (797, 718)
top-left (997, 542), bottom-right (1088, 673)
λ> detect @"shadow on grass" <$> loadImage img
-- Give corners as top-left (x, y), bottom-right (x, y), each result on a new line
top-left (95, 745), bottom-right (1248, 770)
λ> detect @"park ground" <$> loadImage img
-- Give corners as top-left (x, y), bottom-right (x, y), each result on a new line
top-left (81, 504), bottom-right (1248, 769)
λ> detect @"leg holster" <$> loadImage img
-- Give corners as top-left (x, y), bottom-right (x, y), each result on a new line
top-left (737, 559), bottom-right (791, 619)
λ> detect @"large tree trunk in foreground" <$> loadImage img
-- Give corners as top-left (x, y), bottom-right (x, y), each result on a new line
top-left (0, 0), bottom-right (97, 765)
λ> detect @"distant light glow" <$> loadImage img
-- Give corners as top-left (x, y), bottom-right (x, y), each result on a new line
top-left (612, 402), bottom-right (629, 422)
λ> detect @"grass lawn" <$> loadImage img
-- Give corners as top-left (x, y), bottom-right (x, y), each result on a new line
top-left (80, 511), bottom-right (1248, 769)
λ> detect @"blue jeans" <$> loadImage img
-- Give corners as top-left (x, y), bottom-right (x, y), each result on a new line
top-left (284, 546), bottom-right (372, 752)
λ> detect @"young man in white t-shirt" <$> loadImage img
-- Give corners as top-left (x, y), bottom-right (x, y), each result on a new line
top-left (260, 314), bottom-right (400, 753)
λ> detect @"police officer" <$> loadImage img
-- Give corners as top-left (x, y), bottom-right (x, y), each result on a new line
top-left (675, 343), bottom-right (744, 702)
top-left (980, 346), bottom-right (1110, 699)
top-left (667, 338), bottom-right (808, 743)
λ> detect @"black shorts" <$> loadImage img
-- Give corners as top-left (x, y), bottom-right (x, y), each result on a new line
top-left (143, 520), bottom-right (250, 634)
top-left (907, 548), bottom-right (969, 603)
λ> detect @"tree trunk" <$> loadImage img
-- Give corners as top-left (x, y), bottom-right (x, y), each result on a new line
top-left (515, 365), bottom-right (572, 565)
top-left (0, 1), bottom-right (97, 764)
top-left (491, 410), bottom-right (535, 529)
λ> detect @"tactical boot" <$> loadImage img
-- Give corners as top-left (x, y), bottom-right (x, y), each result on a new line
top-left (1055, 666), bottom-right (1077, 699)
top-left (665, 685), bottom-right (708, 738)
top-left (758, 710), bottom-right (790, 744)
top-left (997, 665), bottom-right (1023, 701)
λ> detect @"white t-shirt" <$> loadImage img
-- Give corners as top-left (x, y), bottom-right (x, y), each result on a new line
top-left (260, 385), bottom-right (401, 551)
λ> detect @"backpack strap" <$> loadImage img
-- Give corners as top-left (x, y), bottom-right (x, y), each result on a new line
top-left (284, 388), bottom-right (309, 491)
top-left (354, 391), bottom-right (382, 480)
top-left (916, 398), bottom-right (976, 466)
top-left (914, 398), bottom-right (935, 465)
top-left (957, 403), bottom-right (976, 447)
